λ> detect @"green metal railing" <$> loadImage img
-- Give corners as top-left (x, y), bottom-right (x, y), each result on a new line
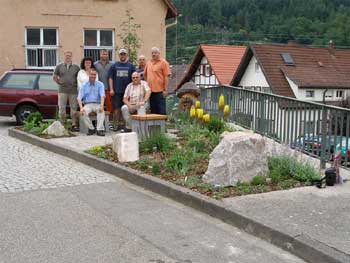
top-left (199, 85), bottom-right (350, 168)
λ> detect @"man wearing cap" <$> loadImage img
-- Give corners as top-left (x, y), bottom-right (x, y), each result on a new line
top-left (108, 48), bottom-right (136, 131)
top-left (144, 47), bottom-right (171, 115)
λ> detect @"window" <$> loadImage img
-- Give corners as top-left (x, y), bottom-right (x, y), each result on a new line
top-left (1, 74), bottom-right (37, 89)
top-left (205, 65), bottom-right (212, 76)
top-left (255, 62), bottom-right (260, 72)
top-left (336, 90), bottom-right (344, 98)
top-left (38, 75), bottom-right (58, 91)
top-left (281, 53), bottom-right (295, 65)
top-left (84, 29), bottom-right (114, 61)
top-left (25, 28), bottom-right (58, 68)
top-left (201, 64), bottom-right (206, 76)
top-left (325, 90), bottom-right (333, 98)
top-left (305, 90), bottom-right (314, 98)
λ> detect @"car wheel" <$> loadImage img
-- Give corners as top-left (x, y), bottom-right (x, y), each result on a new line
top-left (15, 104), bottom-right (38, 125)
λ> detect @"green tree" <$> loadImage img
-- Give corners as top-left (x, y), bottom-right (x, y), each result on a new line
top-left (118, 9), bottom-right (141, 64)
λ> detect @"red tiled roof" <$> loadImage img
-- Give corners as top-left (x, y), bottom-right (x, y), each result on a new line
top-left (232, 43), bottom-right (350, 97)
top-left (176, 44), bottom-right (247, 90)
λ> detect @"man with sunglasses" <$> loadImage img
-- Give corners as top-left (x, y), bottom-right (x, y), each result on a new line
top-left (121, 72), bottom-right (151, 132)
top-left (108, 48), bottom-right (135, 131)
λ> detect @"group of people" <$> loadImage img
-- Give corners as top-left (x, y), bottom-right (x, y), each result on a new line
top-left (53, 47), bottom-right (170, 136)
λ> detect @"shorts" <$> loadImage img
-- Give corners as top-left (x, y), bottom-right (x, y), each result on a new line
top-left (112, 93), bottom-right (124, 109)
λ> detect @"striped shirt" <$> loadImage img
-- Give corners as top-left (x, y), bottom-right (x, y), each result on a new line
top-left (124, 80), bottom-right (150, 105)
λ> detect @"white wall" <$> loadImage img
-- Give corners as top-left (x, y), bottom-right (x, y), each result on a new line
top-left (192, 57), bottom-right (219, 87)
top-left (239, 56), bottom-right (270, 89)
top-left (285, 76), bottom-right (347, 102)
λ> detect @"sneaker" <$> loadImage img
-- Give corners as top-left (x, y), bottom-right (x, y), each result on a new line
top-left (121, 128), bottom-right (132, 133)
top-left (97, 130), bottom-right (105, 136)
top-left (87, 129), bottom-right (95, 136)
top-left (108, 122), bottom-right (114, 130)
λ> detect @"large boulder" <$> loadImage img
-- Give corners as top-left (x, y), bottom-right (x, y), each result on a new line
top-left (203, 131), bottom-right (320, 186)
top-left (43, 121), bottom-right (66, 137)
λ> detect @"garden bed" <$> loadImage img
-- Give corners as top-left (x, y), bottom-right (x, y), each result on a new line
top-left (86, 114), bottom-right (322, 199)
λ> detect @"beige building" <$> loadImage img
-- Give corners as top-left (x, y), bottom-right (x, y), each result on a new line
top-left (0, 0), bottom-right (177, 75)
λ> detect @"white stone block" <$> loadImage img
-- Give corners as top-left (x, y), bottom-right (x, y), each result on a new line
top-left (112, 132), bottom-right (139, 162)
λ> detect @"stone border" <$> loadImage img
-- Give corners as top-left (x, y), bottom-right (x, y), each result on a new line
top-left (9, 128), bottom-right (350, 263)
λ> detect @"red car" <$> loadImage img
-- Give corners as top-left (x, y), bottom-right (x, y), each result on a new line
top-left (0, 69), bottom-right (59, 124)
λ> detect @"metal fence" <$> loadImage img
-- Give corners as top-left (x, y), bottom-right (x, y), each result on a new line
top-left (199, 85), bottom-right (350, 168)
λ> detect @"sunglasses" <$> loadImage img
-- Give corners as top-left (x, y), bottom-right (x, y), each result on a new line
top-left (132, 77), bottom-right (139, 79)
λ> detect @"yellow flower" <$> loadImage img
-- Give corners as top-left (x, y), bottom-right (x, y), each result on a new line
top-left (203, 114), bottom-right (210, 123)
top-left (218, 94), bottom-right (225, 111)
top-left (190, 106), bottom-right (196, 118)
top-left (197, 108), bottom-right (204, 120)
top-left (223, 105), bottom-right (230, 118)
top-left (195, 100), bottom-right (201, 109)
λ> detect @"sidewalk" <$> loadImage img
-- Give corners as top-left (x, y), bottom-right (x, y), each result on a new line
top-left (9, 129), bottom-right (350, 263)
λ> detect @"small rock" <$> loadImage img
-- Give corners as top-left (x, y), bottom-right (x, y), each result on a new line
top-left (43, 121), bottom-right (66, 137)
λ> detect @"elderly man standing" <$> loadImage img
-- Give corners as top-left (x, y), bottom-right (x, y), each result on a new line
top-left (144, 47), bottom-right (171, 115)
top-left (108, 48), bottom-right (135, 131)
top-left (121, 72), bottom-right (151, 132)
top-left (53, 50), bottom-right (80, 131)
top-left (78, 69), bottom-right (106, 136)
top-left (136, 55), bottom-right (146, 80)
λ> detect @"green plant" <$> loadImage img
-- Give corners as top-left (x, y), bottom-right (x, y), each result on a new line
top-left (184, 175), bottom-right (202, 188)
top-left (135, 158), bottom-right (151, 171)
top-left (213, 187), bottom-right (230, 199)
top-left (251, 175), bottom-right (266, 186)
top-left (278, 179), bottom-right (298, 189)
top-left (205, 117), bottom-right (225, 134)
top-left (151, 163), bottom-right (161, 175)
top-left (25, 112), bottom-right (42, 125)
top-left (165, 149), bottom-right (189, 175)
top-left (268, 155), bottom-right (321, 184)
top-left (86, 146), bottom-right (104, 155)
top-left (140, 133), bottom-right (175, 154)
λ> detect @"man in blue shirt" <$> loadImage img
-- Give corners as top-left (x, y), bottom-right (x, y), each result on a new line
top-left (108, 48), bottom-right (135, 131)
top-left (78, 69), bottom-right (106, 136)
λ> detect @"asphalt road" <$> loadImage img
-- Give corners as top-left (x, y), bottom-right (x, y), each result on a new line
top-left (0, 116), bottom-right (305, 263)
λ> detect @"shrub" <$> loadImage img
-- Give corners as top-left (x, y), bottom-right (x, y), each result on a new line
top-left (251, 175), bottom-right (266, 186)
top-left (151, 163), bottom-right (161, 175)
top-left (140, 133), bottom-right (175, 154)
top-left (165, 149), bottom-right (189, 175)
top-left (268, 155), bottom-right (321, 184)
top-left (206, 117), bottom-right (225, 134)
top-left (25, 112), bottom-right (42, 125)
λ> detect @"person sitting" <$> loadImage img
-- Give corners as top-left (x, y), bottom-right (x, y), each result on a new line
top-left (77, 69), bottom-right (106, 136)
top-left (121, 72), bottom-right (151, 132)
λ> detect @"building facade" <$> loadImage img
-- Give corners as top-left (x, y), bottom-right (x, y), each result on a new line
top-left (0, 0), bottom-right (177, 75)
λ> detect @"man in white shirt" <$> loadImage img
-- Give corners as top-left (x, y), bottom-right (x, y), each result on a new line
top-left (121, 72), bottom-right (151, 132)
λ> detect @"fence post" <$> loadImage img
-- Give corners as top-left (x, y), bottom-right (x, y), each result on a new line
top-left (320, 105), bottom-right (327, 169)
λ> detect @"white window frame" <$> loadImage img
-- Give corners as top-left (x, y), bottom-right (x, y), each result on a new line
top-left (83, 29), bottom-right (115, 61)
top-left (25, 27), bottom-right (58, 69)
top-left (336, 90), bottom-right (344, 99)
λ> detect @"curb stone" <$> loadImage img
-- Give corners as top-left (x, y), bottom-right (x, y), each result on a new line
top-left (8, 128), bottom-right (350, 263)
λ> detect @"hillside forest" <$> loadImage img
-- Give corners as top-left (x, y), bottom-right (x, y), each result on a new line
top-left (166, 0), bottom-right (350, 64)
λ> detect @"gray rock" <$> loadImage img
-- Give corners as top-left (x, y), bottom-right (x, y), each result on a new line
top-left (203, 132), bottom-right (320, 186)
top-left (43, 121), bottom-right (66, 137)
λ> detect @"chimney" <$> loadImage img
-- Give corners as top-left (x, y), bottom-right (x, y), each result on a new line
top-left (328, 40), bottom-right (335, 56)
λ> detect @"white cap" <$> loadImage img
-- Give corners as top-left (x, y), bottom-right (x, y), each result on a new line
top-left (119, 48), bottom-right (128, 54)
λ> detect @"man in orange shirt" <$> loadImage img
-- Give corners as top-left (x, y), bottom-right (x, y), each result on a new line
top-left (144, 47), bottom-right (171, 114)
